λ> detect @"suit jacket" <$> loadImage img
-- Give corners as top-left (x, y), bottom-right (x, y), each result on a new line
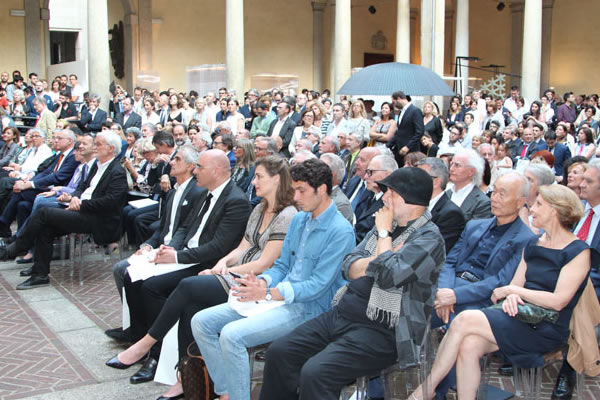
top-left (80, 108), bottom-right (108, 132)
top-left (455, 186), bottom-right (492, 222)
top-left (147, 149), bottom-right (178, 199)
top-left (72, 158), bottom-right (128, 244)
top-left (550, 142), bottom-right (572, 177)
top-left (342, 175), bottom-right (362, 198)
top-left (32, 149), bottom-right (79, 189)
top-left (431, 192), bottom-right (466, 253)
top-left (515, 140), bottom-right (540, 160)
top-left (144, 179), bottom-right (203, 249)
top-left (437, 216), bottom-right (535, 307)
top-left (172, 179), bottom-right (251, 266)
top-left (37, 109), bottom-right (57, 140)
top-left (354, 194), bottom-right (383, 244)
top-left (388, 103), bottom-right (424, 153)
top-left (113, 111), bottom-right (142, 130)
top-left (267, 117), bottom-right (296, 158)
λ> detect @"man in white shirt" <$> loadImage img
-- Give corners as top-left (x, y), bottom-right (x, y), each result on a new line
top-left (326, 103), bottom-right (353, 138)
top-left (439, 124), bottom-right (464, 156)
top-left (69, 74), bottom-right (84, 103)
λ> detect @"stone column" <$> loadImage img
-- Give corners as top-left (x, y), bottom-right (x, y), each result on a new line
top-left (334, 0), bottom-right (351, 98)
top-left (432, 0), bottom-right (445, 77)
top-left (455, 0), bottom-right (469, 95)
top-left (540, 0), bottom-right (554, 93)
top-left (123, 13), bottom-right (138, 92)
top-left (312, 1), bottom-right (326, 91)
top-left (226, 0), bottom-right (245, 99)
top-left (138, 0), bottom-right (153, 72)
top-left (24, 0), bottom-right (44, 77)
top-left (420, 0), bottom-right (433, 69)
top-left (521, 0), bottom-right (542, 102)
top-left (396, 0), bottom-right (410, 63)
top-left (329, 2), bottom-right (336, 97)
top-left (510, 1), bottom-right (524, 88)
top-left (87, 0), bottom-right (111, 110)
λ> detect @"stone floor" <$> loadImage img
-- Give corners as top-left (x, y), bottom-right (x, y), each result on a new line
top-left (0, 245), bottom-right (599, 399)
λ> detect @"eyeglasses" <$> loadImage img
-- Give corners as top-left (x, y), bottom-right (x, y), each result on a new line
top-left (365, 169), bottom-right (386, 177)
top-left (449, 162), bottom-right (467, 169)
top-left (213, 140), bottom-right (223, 145)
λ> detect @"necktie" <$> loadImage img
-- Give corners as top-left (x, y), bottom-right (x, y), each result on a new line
top-left (197, 193), bottom-right (213, 227)
top-left (81, 163), bottom-right (88, 181)
top-left (577, 209), bottom-right (594, 241)
top-left (351, 182), bottom-right (366, 212)
top-left (53, 153), bottom-right (64, 172)
top-left (520, 144), bottom-right (528, 158)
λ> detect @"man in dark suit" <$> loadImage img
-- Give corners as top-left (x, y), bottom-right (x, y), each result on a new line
top-left (417, 157), bottom-right (466, 252)
top-left (0, 128), bottom-right (79, 237)
top-left (111, 149), bottom-right (251, 383)
top-left (388, 91), bottom-right (424, 166)
top-left (515, 127), bottom-right (539, 160)
top-left (79, 94), bottom-right (108, 133)
top-left (433, 172), bottom-right (535, 398)
top-left (2, 131), bottom-right (128, 289)
top-left (545, 130), bottom-right (572, 179)
top-left (447, 148), bottom-right (492, 222)
top-left (112, 97), bottom-right (142, 130)
top-left (267, 101), bottom-right (296, 158)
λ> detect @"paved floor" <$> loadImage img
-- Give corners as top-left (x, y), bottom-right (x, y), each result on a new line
top-left (0, 246), bottom-right (598, 399)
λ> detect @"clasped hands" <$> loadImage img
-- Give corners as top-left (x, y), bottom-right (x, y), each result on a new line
top-left (434, 288), bottom-right (456, 324)
top-left (492, 285), bottom-right (523, 317)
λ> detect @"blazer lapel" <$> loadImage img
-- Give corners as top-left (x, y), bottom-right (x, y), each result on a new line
top-left (171, 181), bottom-right (195, 232)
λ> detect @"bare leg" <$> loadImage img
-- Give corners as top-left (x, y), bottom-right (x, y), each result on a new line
top-left (160, 381), bottom-right (184, 398)
top-left (219, 395), bottom-right (229, 400)
top-left (410, 310), bottom-right (499, 399)
top-left (118, 333), bottom-right (157, 364)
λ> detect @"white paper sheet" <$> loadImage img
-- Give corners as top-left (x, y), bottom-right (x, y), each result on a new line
top-left (126, 249), bottom-right (194, 282)
top-left (227, 290), bottom-right (285, 317)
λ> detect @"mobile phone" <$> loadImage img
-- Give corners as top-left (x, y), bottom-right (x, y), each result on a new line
top-left (229, 272), bottom-right (242, 279)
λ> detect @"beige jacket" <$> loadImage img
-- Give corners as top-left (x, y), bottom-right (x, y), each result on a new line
top-left (567, 278), bottom-right (600, 376)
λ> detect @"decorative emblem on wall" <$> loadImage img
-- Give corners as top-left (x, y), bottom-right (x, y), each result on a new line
top-left (109, 21), bottom-right (125, 79)
top-left (480, 73), bottom-right (506, 98)
top-left (371, 31), bottom-right (387, 50)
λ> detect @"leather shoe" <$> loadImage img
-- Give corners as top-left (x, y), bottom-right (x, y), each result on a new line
top-left (156, 394), bottom-right (184, 400)
top-left (552, 373), bottom-right (574, 399)
top-left (105, 327), bottom-right (133, 343)
top-left (16, 256), bottom-right (33, 264)
top-left (16, 275), bottom-right (49, 290)
top-left (497, 363), bottom-right (513, 376)
top-left (19, 267), bottom-right (33, 276)
top-left (130, 357), bottom-right (158, 384)
top-left (0, 245), bottom-right (8, 261)
top-left (105, 353), bottom-right (148, 370)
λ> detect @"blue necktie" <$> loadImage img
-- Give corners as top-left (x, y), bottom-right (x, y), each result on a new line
top-left (351, 182), bottom-right (366, 212)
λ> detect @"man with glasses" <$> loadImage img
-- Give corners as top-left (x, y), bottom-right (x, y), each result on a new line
top-left (213, 133), bottom-right (235, 168)
top-left (447, 148), bottom-right (492, 222)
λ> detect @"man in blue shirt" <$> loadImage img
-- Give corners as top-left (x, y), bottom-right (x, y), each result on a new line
top-left (191, 158), bottom-right (355, 400)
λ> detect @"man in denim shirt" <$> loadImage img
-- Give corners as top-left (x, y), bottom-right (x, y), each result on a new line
top-left (191, 158), bottom-right (355, 400)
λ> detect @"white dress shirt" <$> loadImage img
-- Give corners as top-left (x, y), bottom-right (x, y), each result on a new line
top-left (81, 158), bottom-right (114, 200)
top-left (448, 183), bottom-right (474, 207)
top-left (186, 179), bottom-right (230, 249)
top-left (163, 177), bottom-right (193, 245)
top-left (574, 203), bottom-right (600, 245)
top-left (20, 144), bottom-right (53, 175)
top-left (271, 116), bottom-right (288, 138)
top-left (428, 191), bottom-right (445, 212)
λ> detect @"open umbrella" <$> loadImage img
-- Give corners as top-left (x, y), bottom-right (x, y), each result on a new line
top-left (337, 62), bottom-right (455, 97)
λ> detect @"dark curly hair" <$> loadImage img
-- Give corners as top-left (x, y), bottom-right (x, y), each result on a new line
top-left (290, 158), bottom-right (332, 195)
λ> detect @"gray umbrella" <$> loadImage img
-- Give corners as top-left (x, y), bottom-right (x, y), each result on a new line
top-left (337, 62), bottom-right (456, 96)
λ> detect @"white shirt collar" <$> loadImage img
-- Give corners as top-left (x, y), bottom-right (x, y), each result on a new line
top-left (428, 191), bottom-right (444, 211)
top-left (174, 176), bottom-right (193, 191)
top-left (209, 178), bottom-right (230, 198)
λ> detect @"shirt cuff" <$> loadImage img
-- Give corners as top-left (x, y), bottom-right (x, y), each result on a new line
top-left (276, 281), bottom-right (295, 304)
top-left (258, 274), bottom-right (272, 286)
top-left (30, 182), bottom-right (35, 189)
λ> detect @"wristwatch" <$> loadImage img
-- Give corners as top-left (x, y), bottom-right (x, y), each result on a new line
top-left (377, 229), bottom-right (391, 238)
top-left (265, 287), bottom-right (272, 301)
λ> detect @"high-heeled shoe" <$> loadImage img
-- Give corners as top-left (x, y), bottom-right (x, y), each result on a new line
top-left (156, 393), bottom-right (184, 400)
top-left (105, 352), bottom-right (147, 370)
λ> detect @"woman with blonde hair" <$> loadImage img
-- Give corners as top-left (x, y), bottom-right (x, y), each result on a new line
top-left (423, 101), bottom-right (443, 144)
top-left (567, 161), bottom-right (588, 198)
top-left (309, 100), bottom-right (330, 136)
top-left (349, 99), bottom-right (371, 143)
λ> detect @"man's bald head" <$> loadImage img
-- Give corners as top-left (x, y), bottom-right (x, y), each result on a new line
top-left (195, 149), bottom-right (231, 190)
top-left (355, 147), bottom-right (381, 178)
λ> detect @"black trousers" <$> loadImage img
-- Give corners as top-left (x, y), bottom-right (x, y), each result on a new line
top-left (147, 275), bottom-right (229, 360)
top-left (259, 308), bottom-right (398, 400)
top-left (123, 263), bottom-right (209, 358)
top-left (11, 207), bottom-right (92, 276)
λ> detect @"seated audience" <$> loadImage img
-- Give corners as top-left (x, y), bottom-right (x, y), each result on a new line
top-left (231, 138), bottom-right (255, 192)
top-left (319, 153), bottom-right (353, 224)
top-left (447, 148), bottom-right (492, 221)
top-left (113, 97), bottom-right (142, 130)
top-left (0, 127), bottom-right (20, 168)
top-left (80, 94), bottom-right (108, 133)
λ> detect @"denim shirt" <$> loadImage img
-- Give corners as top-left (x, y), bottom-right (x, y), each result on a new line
top-left (259, 200), bottom-right (355, 319)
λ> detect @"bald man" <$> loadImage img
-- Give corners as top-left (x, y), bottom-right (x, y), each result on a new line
top-left (343, 147), bottom-right (381, 221)
top-left (108, 149), bottom-right (252, 384)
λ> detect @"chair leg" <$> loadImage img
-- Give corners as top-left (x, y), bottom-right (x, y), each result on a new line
top-left (355, 376), bottom-right (368, 400)
top-left (78, 235), bottom-right (84, 285)
top-left (576, 372), bottom-right (585, 400)
top-left (512, 366), bottom-right (542, 399)
top-left (60, 235), bottom-right (66, 267)
top-left (69, 233), bottom-right (75, 277)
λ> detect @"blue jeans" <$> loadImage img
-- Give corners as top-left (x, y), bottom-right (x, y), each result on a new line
top-left (192, 302), bottom-right (308, 400)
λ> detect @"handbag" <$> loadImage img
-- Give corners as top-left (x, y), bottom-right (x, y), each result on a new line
top-left (179, 342), bottom-right (217, 400)
top-left (488, 300), bottom-right (559, 325)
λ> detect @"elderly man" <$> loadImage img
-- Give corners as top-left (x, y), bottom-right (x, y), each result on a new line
top-left (516, 127), bottom-right (539, 160)
top-left (416, 157), bottom-right (466, 252)
top-left (318, 136), bottom-right (340, 156)
top-left (355, 155), bottom-right (397, 243)
top-left (345, 132), bottom-right (363, 178)
top-left (33, 96), bottom-right (57, 141)
top-left (2, 131), bottom-right (128, 289)
top-left (432, 172), bottom-right (535, 398)
top-left (259, 167), bottom-right (445, 400)
top-left (343, 147), bottom-right (380, 213)
top-left (320, 153), bottom-right (353, 223)
top-left (447, 148), bottom-right (492, 221)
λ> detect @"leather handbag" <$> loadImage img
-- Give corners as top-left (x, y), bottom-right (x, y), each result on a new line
top-left (488, 300), bottom-right (559, 325)
top-left (179, 342), bottom-right (217, 400)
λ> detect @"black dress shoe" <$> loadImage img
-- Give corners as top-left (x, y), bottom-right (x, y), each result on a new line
top-left (156, 394), bottom-right (184, 400)
top-left (16, 256), bottom-right (33, 264)
top-left (552, 373), bottom-right (574, 400)
top-left (498, 363), bottom-right (513, 376)
top-left (105, 353), bottom-right (148, 370)
top-left (0, 245), bottom-right (8, 261)
top-left (105, 327), bottom-right (133, 343)
top-left (130, 357), bottom-right (158, 384)
top-left (16, 275), bottom-right (49, 290)
top-left (19, 267), bottom-right (33, 276)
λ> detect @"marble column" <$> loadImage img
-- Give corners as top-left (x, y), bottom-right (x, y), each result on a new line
top-left (24, 0), bottom-right (44, 77)
top-left (510, 1), bottom-right (524, 88)
top-left (396, 0), bottom-right (410, 63)
top-left (226, 0), bottom-right (245, 99)
top-left (521, 0), bottom-right (542, 102)
top-left (312, 1), bottom-right (326, 91)
top-left (420, 0), bottom-right (433, 69)
top-left (138, 0), bottom-right (153, 72)
top-left (334, 0), bottom-right (351, 98)
top-left (540, 0), bottom-right (554, 93)
top-left (87, 0), bottom-right (111, 110)
top-left (432, 0), bottom-right (445, 77)
top-left (455, 0), bottom-right (469, 95)
top-left (123, 13), bottom-right (138, 92)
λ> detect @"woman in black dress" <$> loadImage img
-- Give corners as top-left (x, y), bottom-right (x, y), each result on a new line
top-left (411, 184), bottom-right (590, 400)
top-left (422, 101), bottom-right (443, 144)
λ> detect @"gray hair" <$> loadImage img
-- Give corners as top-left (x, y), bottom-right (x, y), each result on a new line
top-left (89, 93), bottom-right (101, 103)
top-left (525, 164), bottom-right (555, 187)
top-left (588, 159), bottom-right (600, 176)
top-left (63, 128), bottom-right (76, 142)
top-left (320, 153), bottom-right (346, 184)
top-left (502, 171), bottom-right (530, 199)
top-left (416, 157), bottom-right (449, 189)
top-left (200, 131), bottom-right (213, 147)
top-left (478, 143), bottom-right (495, 155)
top-left (32, 96), bottom-right (47, 107)
top-left (218, 121), bottom-right (232, 132)
top-left (348, 132), bottom-right (364, 144)
top-left (179, 144), bottom-right (200, 165)
top-left (126, 126), bottom-right (142, 140)
top-left (324, 136), bottom-right (340, 153)
top-left (29, 127), bottom-right (45, 139)
top-left (293, 150), bottom-right (317, 164)
top-left (371, 155), bottom-right (398, 171)
top-left (13, 89), bottom-right (24, 98)
top-left (455, 147), bottom-right (485, 185)
top-left (96, 130), bottom-right (122, 157)
top-left (142, 122), bottom-right (157, 134)
top-left (256, 136), bottom-right (278, 155)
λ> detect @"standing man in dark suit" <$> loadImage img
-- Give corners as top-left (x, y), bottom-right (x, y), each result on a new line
top-left (79, 93), bottom-right (108, 133)
top-left (388, 91), bottom-right (424, 166)
top-left (545, 130), bottom-right (572, 180)
top-left (267, 101), bottom-right (296, 158)
top-left (114, 149), bottom-right (251, 383)
top-left (2, 131), bottom-right (128, 289)
top-left (417, 157), bottom-right (466, 252)
top-left (113, 97), bottom-right (142, 130)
